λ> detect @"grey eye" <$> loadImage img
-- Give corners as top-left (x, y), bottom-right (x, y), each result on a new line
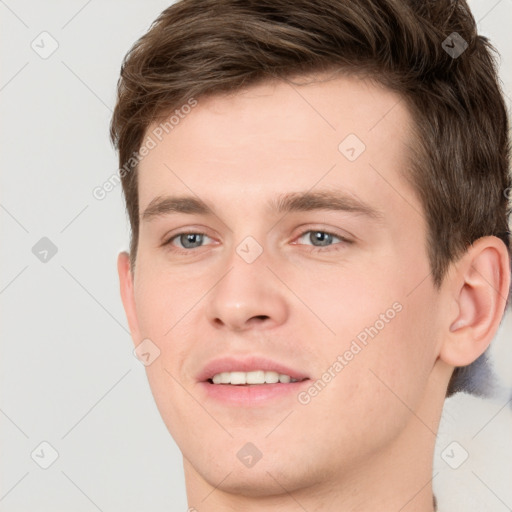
top-left (178, 233), bottom-right (205, 248)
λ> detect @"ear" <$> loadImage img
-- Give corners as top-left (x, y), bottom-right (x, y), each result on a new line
top-left (440, 236), bottom-right (511, 367)
top-left (117, 251), bottom-right (141, 345)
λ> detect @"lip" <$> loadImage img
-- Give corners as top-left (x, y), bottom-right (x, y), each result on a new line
top-left (196, 356), bottom-right (311, 406)
top-left (197, 356), bottom-right (310, 383)
top-left (198, 379), bottom-right (310, 406)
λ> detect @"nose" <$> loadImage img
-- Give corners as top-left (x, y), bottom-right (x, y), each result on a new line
top-left (205, 251), bottom-right (289, 332)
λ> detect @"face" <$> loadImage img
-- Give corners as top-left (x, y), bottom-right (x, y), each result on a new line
top-left (120, 74), bottom-right (447, 497)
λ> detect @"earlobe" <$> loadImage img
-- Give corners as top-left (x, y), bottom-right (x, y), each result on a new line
top-left (117, 251), bottom-right (141, 343)
top-left (440, 236), bottom-right (510, 368)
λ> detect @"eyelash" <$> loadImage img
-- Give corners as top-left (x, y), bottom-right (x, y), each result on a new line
top-left (162, 229), bottom-right (352, 255)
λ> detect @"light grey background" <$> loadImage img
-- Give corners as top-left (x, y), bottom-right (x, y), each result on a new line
top-left (1, 1), bottom-right (511, 511)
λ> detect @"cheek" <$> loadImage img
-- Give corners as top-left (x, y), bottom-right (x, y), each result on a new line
top-left (309, 312), bottom-right (433, 462)
top-left (311, 273), bottom-right (438, 425)
top-left (347, 287), bottom-right (438, 418)
top-left (132, 267), bottom-right (194, 394)
top-left (133, 259), bottom-right (203, 336)
top-left (133, 268), bottom-right (196, 441)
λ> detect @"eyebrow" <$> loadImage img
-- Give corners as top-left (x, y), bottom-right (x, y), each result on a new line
top-left (141, 190), bottom-right (382, 222)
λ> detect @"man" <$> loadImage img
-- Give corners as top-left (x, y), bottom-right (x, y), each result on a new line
top-left (111, 1), bottom-right (511, 510)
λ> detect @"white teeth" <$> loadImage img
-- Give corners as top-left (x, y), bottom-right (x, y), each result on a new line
top-left (246, 370), bottom-right (265, 384)
top-left (230, 372), bottom-right (246, 385)
top-left (265, 371), bottom-right (279, 384)
top-left (210, 370), bottom-right (299, 385)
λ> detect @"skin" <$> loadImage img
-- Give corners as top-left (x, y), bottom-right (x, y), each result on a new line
top-left (117, 73), bottom-right (510, 511)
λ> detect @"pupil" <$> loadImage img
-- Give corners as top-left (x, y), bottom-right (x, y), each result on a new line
top-left (182, 233), bottom-right (203, 248)
top-left (312, 231), bottom-right (331, 246)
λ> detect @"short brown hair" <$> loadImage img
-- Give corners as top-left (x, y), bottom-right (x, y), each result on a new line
top-left (110, 0), bottom-right (511, 396)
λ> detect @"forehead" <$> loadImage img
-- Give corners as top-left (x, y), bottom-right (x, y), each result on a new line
top-left (137, 73), bottom-right (419, 220)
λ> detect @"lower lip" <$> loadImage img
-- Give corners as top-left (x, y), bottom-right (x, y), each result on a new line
top-left (198, 380), bottom-right (311, 406)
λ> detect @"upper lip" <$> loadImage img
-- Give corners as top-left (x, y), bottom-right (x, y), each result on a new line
top-left (197, 356), bottom-right (310, 382)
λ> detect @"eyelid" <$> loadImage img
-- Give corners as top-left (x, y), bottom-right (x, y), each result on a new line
top-left (161, 224), bottom-right (216, 243)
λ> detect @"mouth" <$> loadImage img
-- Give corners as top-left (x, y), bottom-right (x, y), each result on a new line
top-left (197, 356), bottom-right (311, 405)
top-left (207, 370), bottom-right (307, 385)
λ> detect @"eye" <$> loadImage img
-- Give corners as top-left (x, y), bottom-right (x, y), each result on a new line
top-left (295, 230), bottom-right (351, 249)
top-left (165, 232), bottom-right (213, 250)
